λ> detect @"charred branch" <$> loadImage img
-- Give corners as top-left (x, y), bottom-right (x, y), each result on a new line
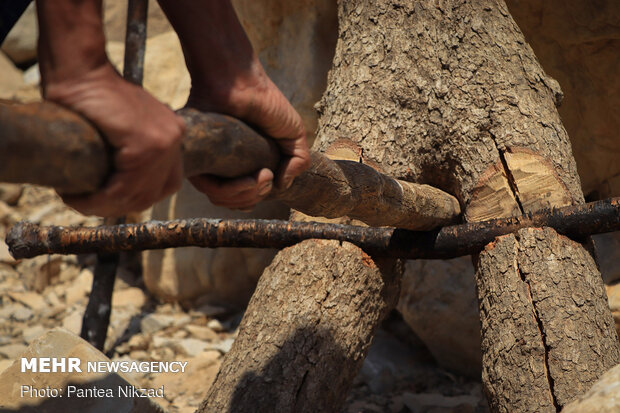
top-left (7, 197), bottom-right (619, 260)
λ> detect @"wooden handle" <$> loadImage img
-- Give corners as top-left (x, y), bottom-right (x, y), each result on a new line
top-left (0, 101), bottom-right (460, 230)
top-left (0, 101), bottom-right (279, 194)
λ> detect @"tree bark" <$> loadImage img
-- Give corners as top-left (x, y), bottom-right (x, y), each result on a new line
top-left (199, 240), bottom-right (401, 412)
top-left (201, 0), bottom-right (620, 412)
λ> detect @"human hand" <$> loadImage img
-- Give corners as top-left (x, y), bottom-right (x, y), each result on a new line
top-left (44, 63), bottom-right (185, 217)
top-left (187, 64), bottom-right (310, 211)
top-left (157, 0), bottom-right (310, 211)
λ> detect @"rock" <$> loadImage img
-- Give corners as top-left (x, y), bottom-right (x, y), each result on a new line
top-left (22, 325), bottom-right (46, 344)
top-left (185, 325), bottom-right (219, 342)
top-left (0, 51), bottom-right (25, 100)
top-left (151, 336), bottom-right (174, 349)
top-left (8, 290), bottom-right (47, 312)
top-left (62, 310), bottom-right (83, 335)
top-left (0, 303), bottom-right (33, 322)
top-left (104, 306), bottom-right (143, 352)
top-left (0, 2), bottom-right (37, 64)
top-left (64, 269), bottom-right (93, 305)
top-left (127, 334), bottom-right (150, 352)
top-left (398, 257), bottom-right (482, 377)
top-left (606, 282), bottom-right (620, 339)
top-left (206, 319), bottom-right (225, 332)
top-left (0, 359), bottom-right (13, 374)
top-left (112, 287), bottom-right (147, 308)
top-left (18, 255), bottom-right (63, 292)
top-left (0, 241), bottom-right (16, 265)
top-left (140, 313), bottom-right (191, 335)
top-left (148, 350), bottom-right (221, 406)
top-left (562, 363), bottom-right (620, 412)
top-left (0, 343), bottom-right (27, 359)
top-left (595, 232), bottom-right (620, 285)
top-left (0, 328), bottom-right (164, 412)
top-left (506, 0), bottom-right (620, 198)
top-left (207, 337), bottom-right (235, 354)
top-left (22, 63), bottom-right (40, 85)
top-left (399, 392), bottom-right (480, 412)
top-left (173, 338), bottom-right (209, 357)
top-left (44, 290), bottom-right (63, 312)
top-left (0, 183), bottom-right (24, 206)
top-left (358, 330), bottom-right (430, 394)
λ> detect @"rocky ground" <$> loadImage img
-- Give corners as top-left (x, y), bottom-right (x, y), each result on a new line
top-left (0, 184), bottom-right (490, 413)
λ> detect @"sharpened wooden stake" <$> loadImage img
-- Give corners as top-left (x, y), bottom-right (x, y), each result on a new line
top-left (0, 101), bottom-right (460, 231)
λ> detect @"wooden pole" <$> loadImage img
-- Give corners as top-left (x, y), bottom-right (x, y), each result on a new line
top-left (7, 197), bottom-right (620, 260)
top-left (0, 101), bottom-right (459, 230)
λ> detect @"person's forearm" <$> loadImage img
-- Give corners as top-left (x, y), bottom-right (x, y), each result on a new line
top-left (157, 0), bottom-right (263, 100)
top-left (36, 0), bottom-right (108, 94)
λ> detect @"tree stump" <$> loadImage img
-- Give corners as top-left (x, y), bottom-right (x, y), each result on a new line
top-left (201, 0), bottom-right (620, 412)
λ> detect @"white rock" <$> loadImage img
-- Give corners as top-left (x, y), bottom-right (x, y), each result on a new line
top-left (112, 287), bottom-right (147, 308)
top-left (0, 359), bottom-right (13, 374)
top-left (207, 338), bottom-right (235, 354)
top-left (151, 336), bottom-right (173, 349)
top-left (185, 325), bottom-right (218, 341)
top-left (0, 303), bottom-right (33, 322)
top-left (8, 290), bottom-right (47, 312)
top-left (174, 338), bottom-right (209, 357)
top-left (206, 319), bottom-right (225, 332)
top-left (0, 343), bottom-right (27, 359)
top-left (22, 325), bottom-right (46, 343)
top-left (62, 310), bottom-right (83, 335)
top-left (22, 63), bottom-right (40, 86)
top-left (64, 269), bottom-right (93, 305)
top-left (140, 313), bottom-right (190, 334)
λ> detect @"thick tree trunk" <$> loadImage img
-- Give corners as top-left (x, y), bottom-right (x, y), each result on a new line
top-left (202, 0), bottom-right (620, 412)
top-left (199, 240), bottom-right (401, 412)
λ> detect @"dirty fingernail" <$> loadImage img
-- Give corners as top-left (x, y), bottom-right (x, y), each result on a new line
top-left (258, 181), bottom-right (273, 197)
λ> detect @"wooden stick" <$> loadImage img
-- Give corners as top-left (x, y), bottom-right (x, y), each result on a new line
top-left (7, 197), bottom-right (619, 260)
top-left (0, 101), bottom-right (459, 230)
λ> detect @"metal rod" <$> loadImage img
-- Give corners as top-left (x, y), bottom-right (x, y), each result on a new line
top-left (122, 0), bottom-right (148, 85)
top-left (7, 198), bottom-right (620, 260)
top-left (80, 0), bottom-right (149, 351)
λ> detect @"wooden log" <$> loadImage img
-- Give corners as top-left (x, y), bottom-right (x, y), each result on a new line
top-left (199, 240), bottom-right (401, 412)
top-left (477, 228), bottom-right (620, 411)
top-left (7, 197), bottom-right (620, 259)
top-left (0, 101), bottom-right (459, 230)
